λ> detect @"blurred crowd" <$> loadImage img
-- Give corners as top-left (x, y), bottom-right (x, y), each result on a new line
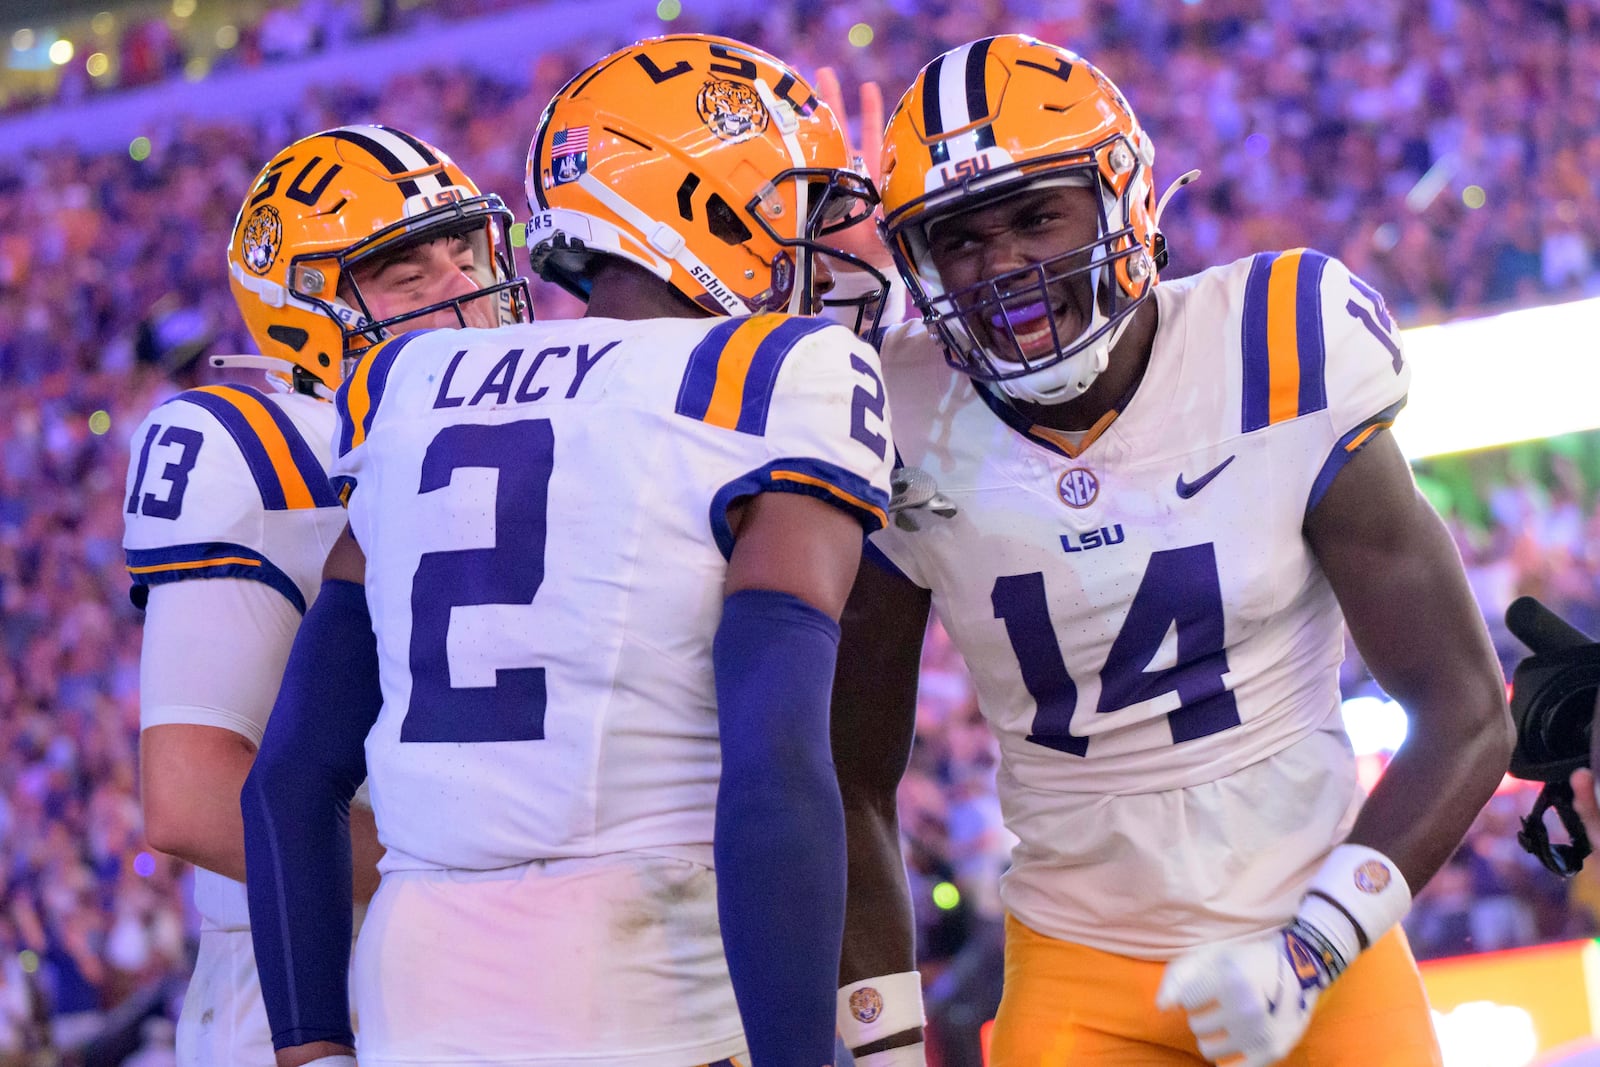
top-left (3, 0), bottom-right (1600, 1060)
top-left (9, 0), bottom-right (1600, 319)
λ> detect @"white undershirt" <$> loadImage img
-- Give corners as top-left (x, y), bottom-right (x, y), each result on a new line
top-left (139, 578), bottom-right (303, 748)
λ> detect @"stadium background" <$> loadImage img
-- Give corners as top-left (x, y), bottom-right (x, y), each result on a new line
top-left (2, 0), bottom-right (1599, 1063)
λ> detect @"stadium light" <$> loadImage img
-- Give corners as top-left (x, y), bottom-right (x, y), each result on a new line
top-left (1396, 295), bottom-right (1600, 459)
top-left (1341, 696), bottom-right (1409, 757)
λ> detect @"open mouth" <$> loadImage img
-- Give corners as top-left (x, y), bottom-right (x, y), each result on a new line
top-left (988, 298), bottom-right (1065, 359)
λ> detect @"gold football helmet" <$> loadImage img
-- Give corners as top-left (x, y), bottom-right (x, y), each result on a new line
top-left (224, 125), bottom-right (531, 395)
top-left (880, 35), bottom-right (1191, 404)
top-left (524, 34), bottom-right (887, 335)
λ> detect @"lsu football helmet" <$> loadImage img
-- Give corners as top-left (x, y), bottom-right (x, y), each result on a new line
top-left (879, 35), bottom-right (1192, 404)
top-left (223, 125), bottom-right (531, 396)
top-left (524, 34), bottom-right (888, 336)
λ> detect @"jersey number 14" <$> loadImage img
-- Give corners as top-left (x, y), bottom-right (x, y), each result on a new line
top-left (992, 543), bottom-right (1242, 756)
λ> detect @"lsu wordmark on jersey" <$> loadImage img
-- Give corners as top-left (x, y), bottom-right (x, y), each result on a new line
top-left (871, 248), bottom-right (1409, 959)
top-left (328, 313), bottom-right (891, 1064)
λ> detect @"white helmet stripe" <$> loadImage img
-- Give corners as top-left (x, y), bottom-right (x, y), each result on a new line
top-left (751, 77), bottom-right (811, 316)
top-left (936, 42), bottom-right (978, 134)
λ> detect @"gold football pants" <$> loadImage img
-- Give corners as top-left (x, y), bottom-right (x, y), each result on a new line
top-left (989, 914), bottom-right (1441, 1066)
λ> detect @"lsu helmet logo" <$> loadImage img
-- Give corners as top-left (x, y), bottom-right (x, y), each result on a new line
top-left (697, 78), bottom-right (768, 142)
top-left (241, 204), bottom-right (283, 275)
top-left (847, 986), bottom-right (883, 1024)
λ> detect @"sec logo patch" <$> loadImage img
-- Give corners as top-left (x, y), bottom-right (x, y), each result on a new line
top-left (1057, 467), bottom-right (1099, 509)
top-left (848, 986), bottom-right (883, 1024)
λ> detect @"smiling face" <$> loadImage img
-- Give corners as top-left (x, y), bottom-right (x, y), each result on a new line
top-left (343, 228), bottom-right (501, 333)
top-left (923, 181), bottom-right (1104, 368)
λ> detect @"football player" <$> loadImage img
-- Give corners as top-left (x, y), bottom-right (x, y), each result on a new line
top-left (239, 35), bottom-right (892, 1067)
top-left (125, 124), bottom-right (528, 1067)
top-left (829, 36), bottom-right (1513, 1067)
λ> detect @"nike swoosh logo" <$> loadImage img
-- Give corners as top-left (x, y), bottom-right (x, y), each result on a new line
top-left (1265, 970), bottom-right (1287, 1016)
top-left (1175, 455), bottom-right (1236, 499)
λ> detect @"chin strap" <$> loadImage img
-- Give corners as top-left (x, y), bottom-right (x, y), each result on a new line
top-left (575, 172), bottom-right (752, 316)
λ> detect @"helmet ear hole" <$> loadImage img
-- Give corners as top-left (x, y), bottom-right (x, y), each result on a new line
top-left (706, 194), bottom-right (753, 245)
top-left (266, 324), bottom-right (310, 351)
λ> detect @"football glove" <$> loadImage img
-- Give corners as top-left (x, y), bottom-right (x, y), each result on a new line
top-left (1156, 844), bottom-right (1411, 1067)
top-left (1156, 920), bottom-right (1338, 1067)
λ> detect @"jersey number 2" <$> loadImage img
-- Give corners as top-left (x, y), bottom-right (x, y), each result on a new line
top-left (403, 419), bottom-right (553, 743)
top-left (991, 543), bottom-right (1241, 756)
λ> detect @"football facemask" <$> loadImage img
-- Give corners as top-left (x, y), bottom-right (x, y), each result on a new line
top-left (879, 35), bottom-right (1192, 404)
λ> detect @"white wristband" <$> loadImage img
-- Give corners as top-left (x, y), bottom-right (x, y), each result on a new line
top-left (837, 971), bottom-right (925, 1050)
top-left (1296, 843), bottom-right (1412, 976)
top-left (855, 1042), bottom-right (927, 1067)
top-left (301, 1057), bottom-right (357, 1067)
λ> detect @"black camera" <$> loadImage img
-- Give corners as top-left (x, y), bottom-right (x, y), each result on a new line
top-left (1506, 597), bottom-right (1600, 876)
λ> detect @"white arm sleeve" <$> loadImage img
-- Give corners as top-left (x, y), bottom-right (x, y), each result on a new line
top-left (138, 577), bottom-right (303, 748)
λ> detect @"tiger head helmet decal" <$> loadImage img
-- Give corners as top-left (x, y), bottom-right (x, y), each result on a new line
top-left (240, 204), bottom-right (283, 275)
top-left (696, 78), bottom-right (770, 143)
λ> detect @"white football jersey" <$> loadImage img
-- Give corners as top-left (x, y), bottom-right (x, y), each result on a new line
top-left (872, 250), bottom-right (1410, 955)
top-left (124, 384), bottom-right (346, 930)
top-left (332, 314), bottom-right (892, 873)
